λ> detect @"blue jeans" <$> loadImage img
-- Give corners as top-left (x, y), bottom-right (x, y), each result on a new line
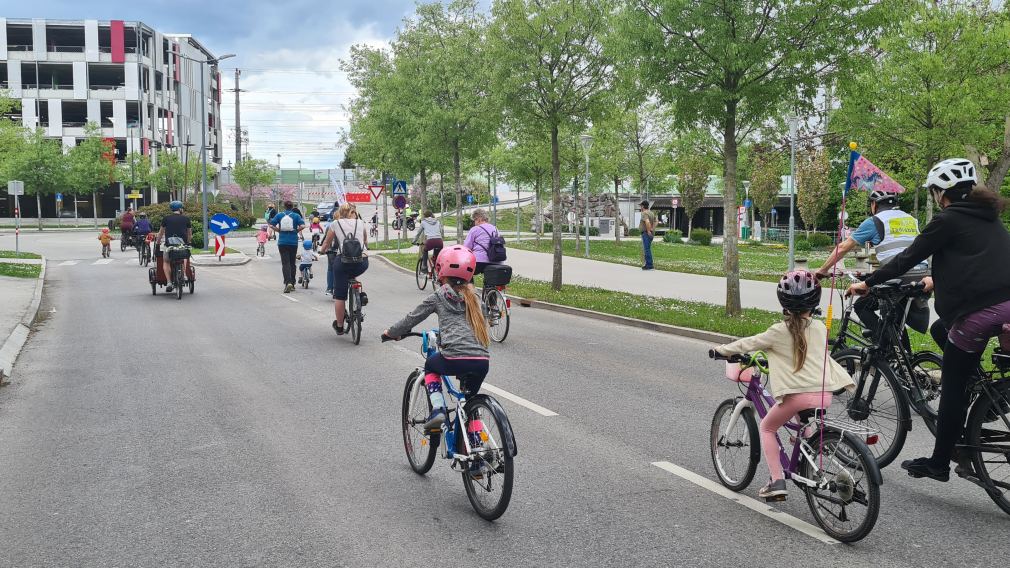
top-left (642, 233), bottom-right (654, 268)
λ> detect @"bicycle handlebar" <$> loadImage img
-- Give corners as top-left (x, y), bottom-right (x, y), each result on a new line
top-left (381, 332), bottom-right (424, 343)
top-left (708, 349), bottom-right (748, 363)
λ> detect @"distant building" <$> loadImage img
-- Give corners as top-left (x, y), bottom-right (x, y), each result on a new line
top-left (0, 18), bottom-right (224, 218)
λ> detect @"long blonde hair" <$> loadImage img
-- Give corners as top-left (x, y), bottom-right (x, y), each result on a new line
top-left (452, 281), bottom-right (490, 347)
top-left (337, 203), bottom-right (357, 219)
top-left (784, 311), bottom-right (810, 372)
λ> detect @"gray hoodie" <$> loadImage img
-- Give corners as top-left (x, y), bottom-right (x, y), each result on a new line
top-left (414, 217), bottom-right (443, 241)
top-left (387, 284), bottom-right (489, 359)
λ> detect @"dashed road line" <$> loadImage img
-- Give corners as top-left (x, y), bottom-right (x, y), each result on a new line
top-left (92, 259), bottom-right (115, 265)
top-left (58, 260), bottom-right (79, 266)
top-left (282, 295), bottom-right (299, 302)
top-left (651, 461), bottom-right (839, 544)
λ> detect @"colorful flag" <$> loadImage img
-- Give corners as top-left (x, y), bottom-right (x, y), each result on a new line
top-left (845, 152), bottom-right (905, 195)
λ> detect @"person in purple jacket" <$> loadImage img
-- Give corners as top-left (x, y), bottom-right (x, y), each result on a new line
top-left (463, 208), bottom-right (501, 275)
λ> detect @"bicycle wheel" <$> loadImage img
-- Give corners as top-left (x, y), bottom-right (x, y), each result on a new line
top-left (967, 385), bottom-right (1010, 515)
top-left (416, 257), bottom-right (429, 290)
top-left (120, 237), bottom-right (127, 252)
top-left (302, 268), bottom-right (310, 289)
top-left (402, 371), bottom-right (437, 474)
top-left (710, 398), bottom-right (760, 491)
top-left (830, 348), bottom-right (909, 468)
top-left (174, 266), bottom-right (184, 300)
top-left (801, 429), bottom-right (880, 542)
top-left (908, 351), bottom-right (943, 432)
top-left (349, 288), bottom-right (362, 345)
top-left (138, 245), bottom-right (144, 265)
top-left (460, 398), bottom-right (514, 520)
top-left (486, 289), bottom-right (510, 343)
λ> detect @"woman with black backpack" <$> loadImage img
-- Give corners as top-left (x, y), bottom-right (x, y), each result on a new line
top-left (320, 203), bottom-right (369, 335)
top-left (463, 208), bottom-right (507, 275)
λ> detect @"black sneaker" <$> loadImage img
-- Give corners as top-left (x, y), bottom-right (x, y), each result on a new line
top-left (360, 292), bottom-right (369, 306)
top-left (332, 320), bottom-right (344, 335)
top-left (901, 457), bottom-right (950, 482)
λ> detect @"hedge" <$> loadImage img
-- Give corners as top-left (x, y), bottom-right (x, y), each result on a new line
top-left (662, 230), bottom-right (683, 243)
top-left (690, 228), bottom-right (713, 245)
top-left (808, 232), bottom-right (834, 248)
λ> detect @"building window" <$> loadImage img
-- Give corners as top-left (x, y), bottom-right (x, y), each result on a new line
top-left (45, 24), bottom-right (86, 53)
top-left (6, 24), bottom-right (33, 52)
top-left (62, 101), bottom-right (88, 127)
top-left (37, 63), bottom-right (74, 90)
top-left (89, 64), bottom-right (126, 90)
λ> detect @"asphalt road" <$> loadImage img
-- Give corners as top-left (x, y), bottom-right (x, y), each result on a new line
top-left (1, 230), bottom-right (1008, 567)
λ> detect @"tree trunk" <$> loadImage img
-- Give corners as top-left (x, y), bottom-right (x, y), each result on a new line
top-left (551, 124), bottom-right (563, 291)
top-left (573, 176), bottom-right (580, 250)
top-left (723, 105), bottom-right (742, 316)
top-left (419, 166), bottom-right (428, 213)
top-left (535, 175), bottom-right (542, 248)
top-left (454, 142), bottom-right (463, 242)
top-left (36, 193), bottom-right (42, 230)
top-left (614, 177), bottom-right (621, 243)
top-left (984, 115), bottom-right (1010, 194)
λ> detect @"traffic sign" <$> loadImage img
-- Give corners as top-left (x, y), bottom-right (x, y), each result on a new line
top-left (55, 193), bottom-right (63, 202)
top-left (671, 197), bottom-right (680, 208)
top-left (368, 185), bottom-right (384, 199)
top-left (208, 213), bottom-right (239, 235)
top-left (744, 199), bottom-right (752, 208)
top-left (466, 194), bottom-right (474, 205)
top-left (492, 196), bottom-right (499, 205)
top-left (392, 180), bottom-right (407, 196)
top-left (214, 235), bottom-right (226, 258)
top-left (393, 195), bottom-right (407, 210)
top-left (126, 192), bottom-right (142, 199)
top-left (346, 192), bottom-right (371, 203)
top-left (7, 181), bottom-right (24, 196)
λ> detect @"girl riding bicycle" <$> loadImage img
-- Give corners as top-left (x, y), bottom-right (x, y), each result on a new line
top-left (383, 245), bottom-right (491, 431)
top-left (413, 210), bottom-right (444, 270)
top-left (714, 270), bottom-right (854, 499)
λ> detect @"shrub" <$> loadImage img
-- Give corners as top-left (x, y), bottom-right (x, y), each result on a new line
top-left (690, 228), bottom-right (713, 245)
top-left (794, 237), bottom-right (812, 251)
top-left (629, 228), bottom-right (642, 237)
top-left (663, 230), bottom-right (683, 243)
top-left (462, 216), bottom-right (475, 231)
top-left (808, 232), bottom-right (834, 248)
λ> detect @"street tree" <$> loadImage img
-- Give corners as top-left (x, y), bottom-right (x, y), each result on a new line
top-left (832, 2), bottom-right (1010, 219)
top-left (231, 155), bottom-right (276, 211)
top-left (676, 153), bottom-right (709, 236)
top-left (748, 145), bottom-right (785, 230)
top-left (6, 128), bottom-right (68, 228)
top-left (796, 148), bottom-right (832, 234)
top-left (117, 152), bottom-right (152, 194)
top-left (67, 123), bottom-right (117, 220)
top-left (628, 0), bottom-right (883, 315)
top-left (491, 0), bottom-right (614, 290)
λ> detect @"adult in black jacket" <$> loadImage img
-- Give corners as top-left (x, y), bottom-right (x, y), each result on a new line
top-left (848, 158), bottom-right (1010, 482)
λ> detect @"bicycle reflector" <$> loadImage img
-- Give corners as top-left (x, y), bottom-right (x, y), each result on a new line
top-left (866, 434), bottom-right (879, 445)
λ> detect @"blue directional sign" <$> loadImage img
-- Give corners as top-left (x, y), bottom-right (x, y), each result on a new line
top-left (208, 213), bottom-right (239, 235)
top-left (467, 194), bottom-right (474, 204)
top-left (492, 196), bottom-right (499, 205)
top-left (55, 192), bottom-right (63, 202)
top-left (744, 199), bottom-right (752, 208)
top-left (392, 180), bottom-right (408, 196)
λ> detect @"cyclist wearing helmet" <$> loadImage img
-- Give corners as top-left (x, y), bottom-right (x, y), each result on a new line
top-left (817, 188), bottom-right (929, 336)
top-left (156, 201), bottom-right (192, 292)
top-left (384, 245), bottom-right (492, 432)
top-left (716, 270), bottom-right (855, 499)
top-left (848, 158), bottom-right (1010, 482)
top-left (133, 211), bottom-right (153, 238)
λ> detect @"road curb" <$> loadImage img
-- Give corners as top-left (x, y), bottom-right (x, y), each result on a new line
top-left (190, 252), bottom-right (251, 266)
top-left (0, 255), bottom-right (47, 381)
top-left (375, 254), bottom-right (736, 343)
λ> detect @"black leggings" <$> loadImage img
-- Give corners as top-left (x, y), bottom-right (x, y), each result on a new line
top-left (424, 353), bottom-right (489, 395)
top-left (931, 344), bottom-right (981, 465)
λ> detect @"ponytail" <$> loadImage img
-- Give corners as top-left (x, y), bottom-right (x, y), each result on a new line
top-left (784, 311), bottom-right (809, 373)
top-left (454, 282), bottom-right (490, 347)
top-left (966, 184), bottom-right (1008, 214)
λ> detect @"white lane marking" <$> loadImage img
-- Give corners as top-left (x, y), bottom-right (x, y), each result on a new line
top-left (481, 384), bottom-right (558, 417)
top-left (58, 260), bottom-right (78, 266)
top-left (93, 259), bottom-right (114, 265)
top-left (389, 344), bottom-right (558, 417)
top-left (650, 461), bottom-right (839, 544)
top-left (283, 295), bottom-right (299, 302)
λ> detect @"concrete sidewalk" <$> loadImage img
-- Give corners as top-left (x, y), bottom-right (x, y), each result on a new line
top-left (0, 276), bottom-right (37, 345)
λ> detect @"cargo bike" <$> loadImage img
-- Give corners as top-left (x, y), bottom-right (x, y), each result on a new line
top-left (149, 237), bottom-right (195, 300)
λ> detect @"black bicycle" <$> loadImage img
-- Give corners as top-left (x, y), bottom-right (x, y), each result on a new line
top-left (343, 277), bottom-right (364, 345)
top-left (166, 239), bottom-right (194, 300)
top-left (136, 236), bottom-right (151, 266)
top-left (481, 265), bottom-right (512, 343)
top-left (828, 280), bottom-right (943, 468)
top-left (120, 231), bottom-right (133, 252)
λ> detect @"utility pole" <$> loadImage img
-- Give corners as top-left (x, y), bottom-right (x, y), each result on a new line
top-left (234, 68), bottom-right (242, 165)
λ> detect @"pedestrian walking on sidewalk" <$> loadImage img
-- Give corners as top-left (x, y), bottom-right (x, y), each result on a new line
top-left (270, 201), bottom-right (306, 293)
top-left (640, 200), bottom-right (656, 270)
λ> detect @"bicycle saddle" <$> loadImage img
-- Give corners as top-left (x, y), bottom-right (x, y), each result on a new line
top-left (797, 408), bottom-right (827, 423)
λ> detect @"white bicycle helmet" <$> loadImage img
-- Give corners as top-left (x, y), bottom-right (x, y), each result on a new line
top-left (868, 188), bottom-right (898, 207)
top-left (924, 158), bottom-right (977, 191)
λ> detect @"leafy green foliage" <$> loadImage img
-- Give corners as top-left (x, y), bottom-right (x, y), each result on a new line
top-left (808, 233), bottom-right (834, 248)
top-left (231, 155), bottom-right (276, 210)
top-left (796, 148), bottom-right (832, 232)
top-left (67, 123), bottom-right (117, 196)
top-left (690, 228), bottom-right (713, 246)
top-left (663, 230), bottom-right (682, 243)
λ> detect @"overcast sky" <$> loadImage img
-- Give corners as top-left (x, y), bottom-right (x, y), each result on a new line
top-left (15, 0), bottom-right (418, 168)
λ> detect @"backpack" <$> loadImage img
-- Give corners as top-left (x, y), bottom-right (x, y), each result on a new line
top-left (478, 226), bottom-right (507, 262)
top-left (337, 219), bottom-right (364, 264)
top-left (279, 212), bottom-right (295, 232)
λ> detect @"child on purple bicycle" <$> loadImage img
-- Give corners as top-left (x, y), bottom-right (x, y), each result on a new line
top-left (714, 270), bottom-right (854, 499)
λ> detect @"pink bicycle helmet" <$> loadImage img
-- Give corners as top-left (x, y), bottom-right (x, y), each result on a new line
top-left (436, 245), bottom-right (476, 284)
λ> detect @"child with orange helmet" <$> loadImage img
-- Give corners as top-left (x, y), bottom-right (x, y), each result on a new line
top-left (98, 228), bottom-right (113, 258)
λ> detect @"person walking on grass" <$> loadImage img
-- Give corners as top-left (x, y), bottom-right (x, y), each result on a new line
top-left (640, 200), bottom-right (657, 270)
top-left (270, 201), bottom-right (306, 293)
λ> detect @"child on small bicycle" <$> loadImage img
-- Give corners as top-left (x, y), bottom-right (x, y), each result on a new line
top-left (296, 240), bottom-right (317, 283)
top-left (257, 225), bottom-right (269, 244)
top-left (714, 270), bottom-right (854, 499)
top-left (383, 245), bottom-right (491, 432)
top-left (98, 228), bottom-right (113, 258)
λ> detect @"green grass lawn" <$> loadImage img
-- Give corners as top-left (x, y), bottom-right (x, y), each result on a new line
top-left (441, 205), bottom-right (536, 232)
top-left (0, 262), bottom-right (42, 278)
top-left (192, 247), bottom-right (241, 255)
top-left (509, 239), bottom-right (833, 283)
top-left (0, 250), bottom-right (42, 259)
top-left (369, 237), bottom-right (457, 251)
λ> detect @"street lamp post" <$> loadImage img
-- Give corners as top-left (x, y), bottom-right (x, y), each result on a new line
top-left (788, 116), bottom-right (799, 270)
top-left (580, 133), bottom-right (593, 258)
top-left (178, 52), bottom-right (235, 250)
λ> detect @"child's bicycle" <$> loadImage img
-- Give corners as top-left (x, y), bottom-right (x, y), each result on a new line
top-left (256, 242), bottom-right (266, 257)
top-left (384, 330), bottom-right (517, 520)
top-left (299, 264), bottom-right (312, 289)
top-left (708, 350), bottom-right (882, 543)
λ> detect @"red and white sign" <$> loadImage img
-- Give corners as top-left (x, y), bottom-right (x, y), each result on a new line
top-left (345, 191), bottom-right (372, 203)
top-left (215, 235), bottom-right (226, 258)
top-left (368, 185), bottom-right (384, 199)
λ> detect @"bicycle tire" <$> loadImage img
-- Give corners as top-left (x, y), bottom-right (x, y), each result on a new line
top-left (710, 398), bottom-right (760, 491)
top-left (302, 268), bottom-right (310, 289)
top-left (830, 348), bottom-right (910, 468)
top-left (175, 266), bottom-right (184, 300)
top-left (486, 289), bottom-right (510, 343)
top-left (460, 398), bottom-right (514, 521)
top-left (402, 371), bottom-right (437, 474)
top-left (416, 257), bottom-right (429, 290)
top-left (908, 351), bottom-right (942, 433)
top-left (967, 385), bottom-right (1010, 516)
top-left (189, 279), bottom-right (195, 294)
top-left (349, 288), bottom-right (362, 345)
top-left (801, 429), bottom-right (880, 543)
top-left (120, 238), bottom-right (127, 252)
